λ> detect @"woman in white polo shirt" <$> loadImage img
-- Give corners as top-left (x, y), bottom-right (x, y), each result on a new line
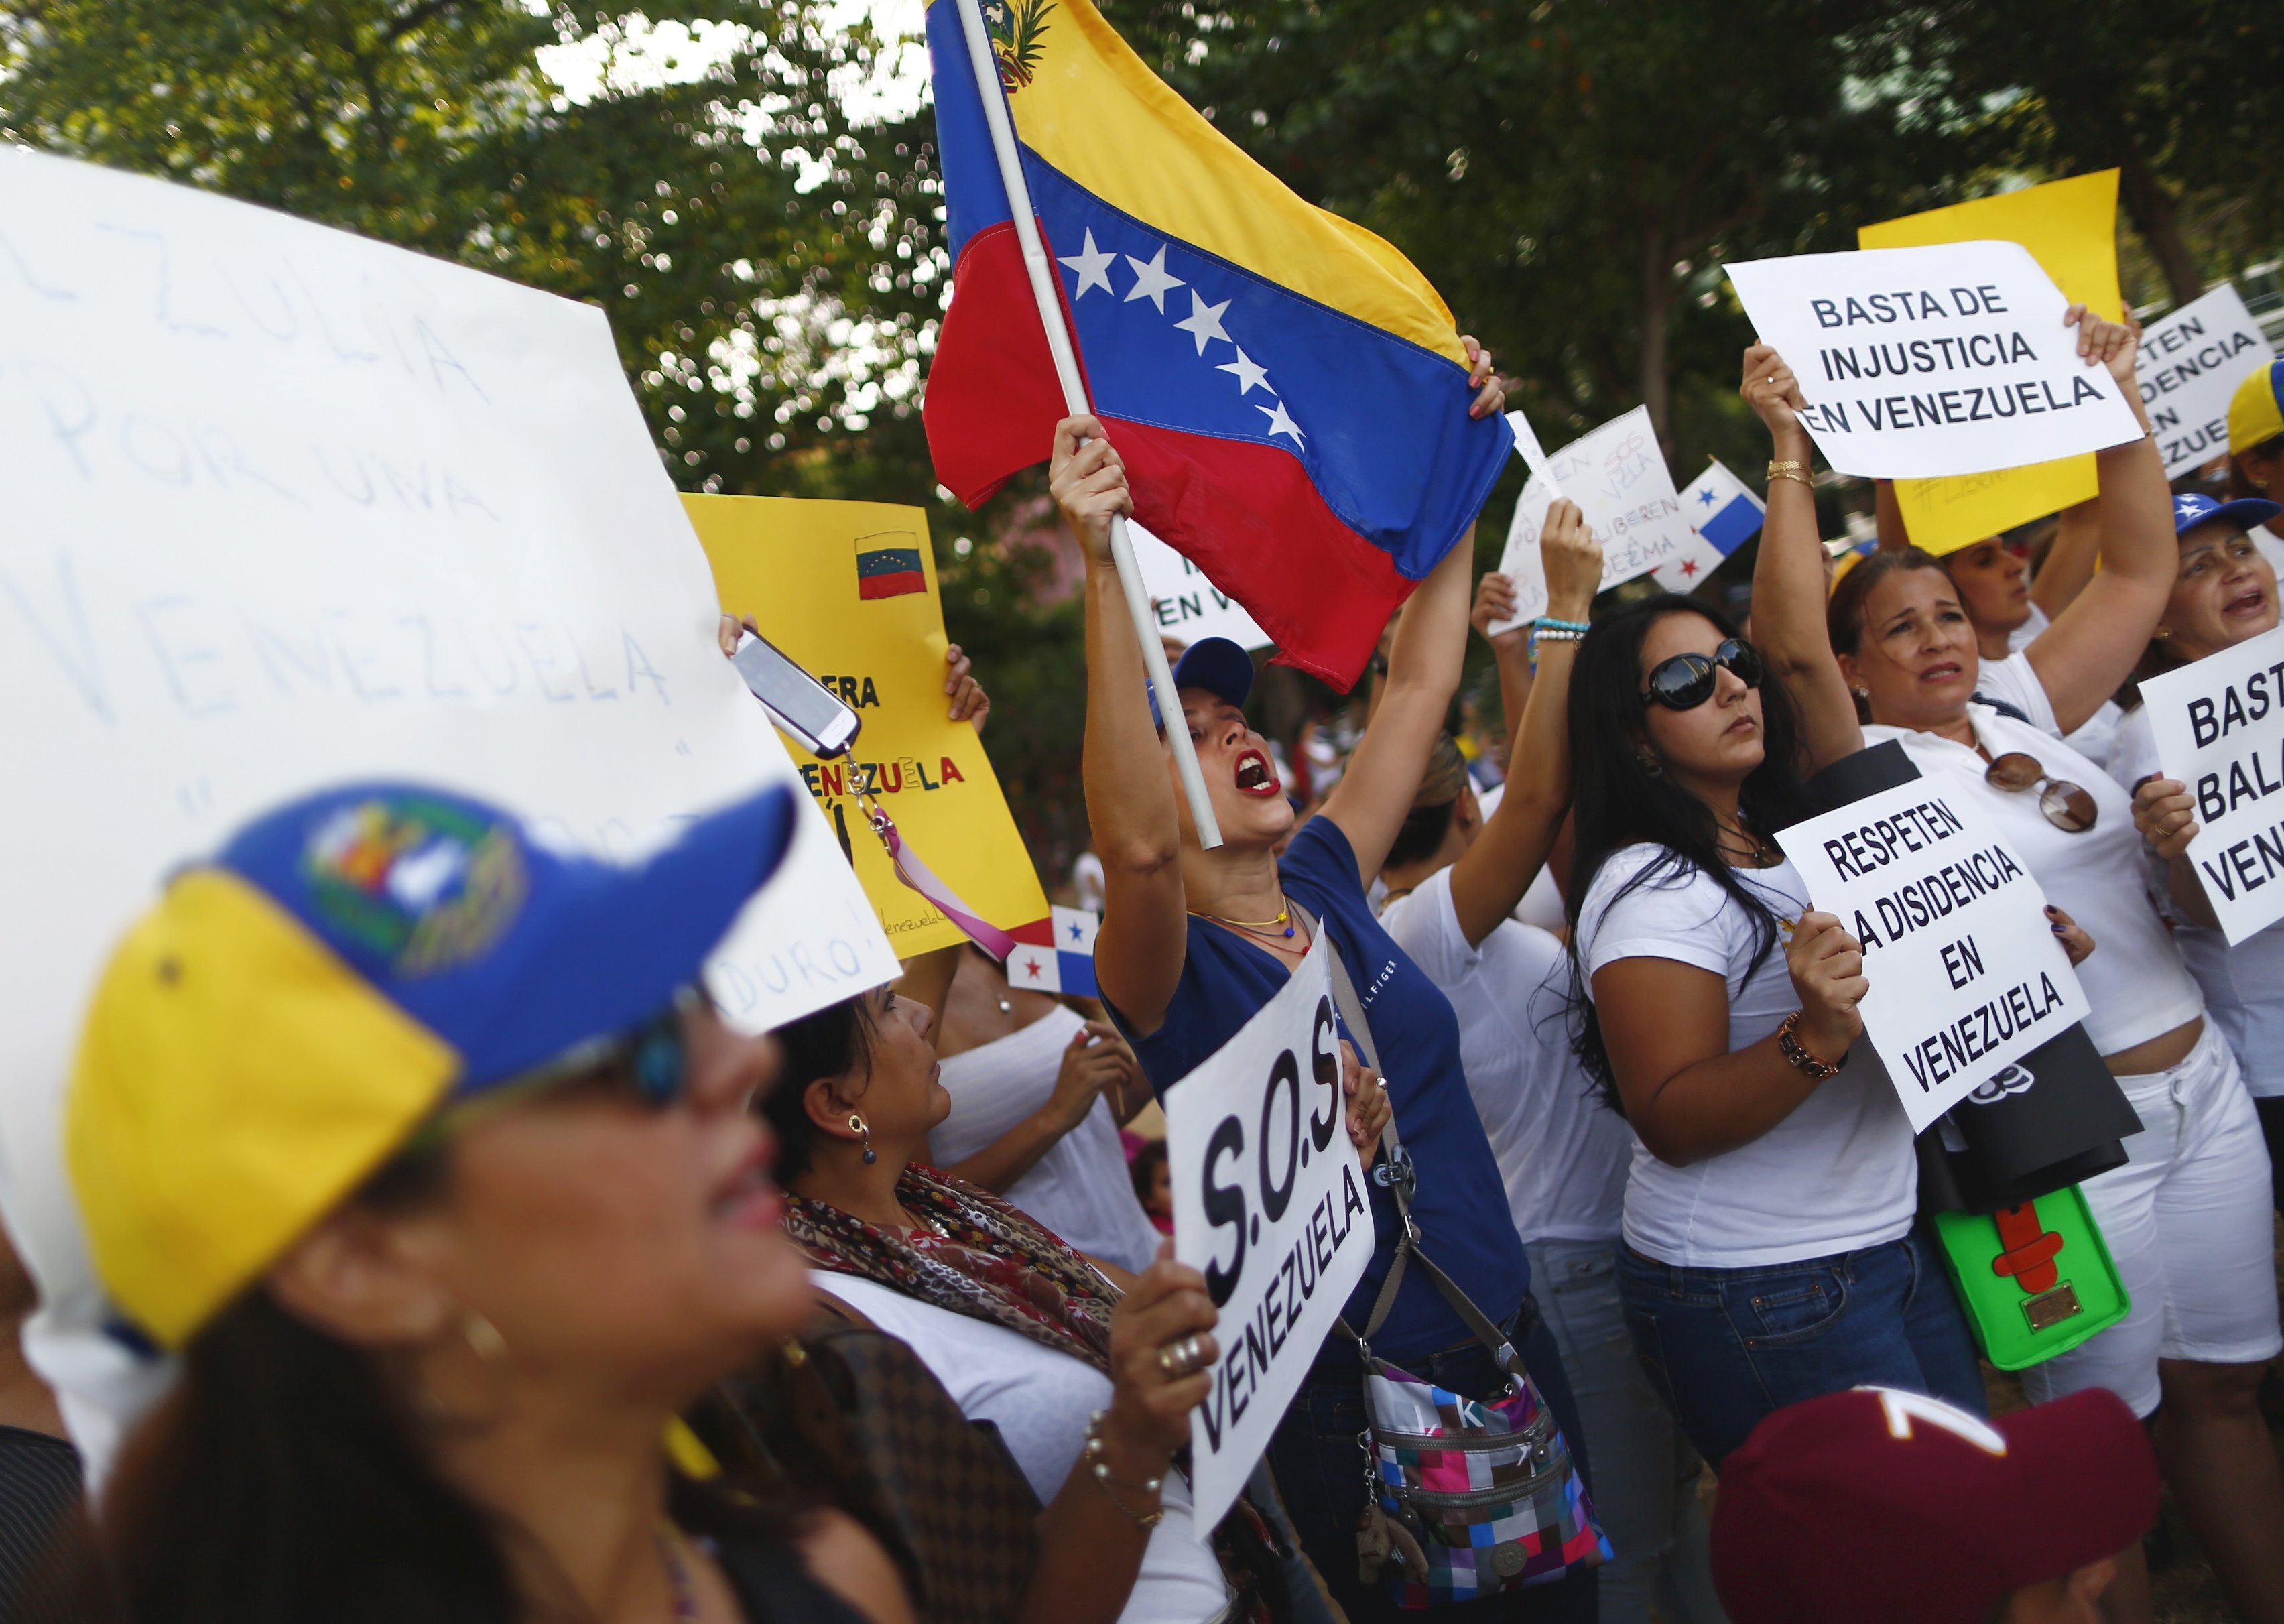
top-left (2113, 491), bottom-right (2284, 1219)
top-left (1745, 322), bottom-right (2284, 1623)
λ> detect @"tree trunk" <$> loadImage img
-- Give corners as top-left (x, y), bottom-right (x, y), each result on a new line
top-left (1639, 227), bottom-right (1673, 458)
top-left (2118, 151), bottom-right (2203, 308)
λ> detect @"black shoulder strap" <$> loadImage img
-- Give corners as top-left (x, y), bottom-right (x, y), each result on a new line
top-left (1293, 904), bottom-right (1527, 1381)
top-left (1970, 691), bottom-right (2034, 726)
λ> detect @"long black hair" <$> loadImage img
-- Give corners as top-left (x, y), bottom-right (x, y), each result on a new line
top-left (1563, 595), bottom-right (1815, 1109)
top-left (759, 991), bottom-right (881, 1182)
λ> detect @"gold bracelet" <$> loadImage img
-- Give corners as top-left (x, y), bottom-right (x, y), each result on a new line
top-left (1084, 1410), bottom-right (1166, 1528)
top-left (1768, 469), bottom-right (1815, 489)
top-left (1767, 459), bottom-right (1812, 479)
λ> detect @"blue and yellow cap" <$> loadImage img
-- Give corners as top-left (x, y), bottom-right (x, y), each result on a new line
top-left (2228, 358), bottom-right (2284, 455)
top-left (66, 779), bottom-right (798, 1349)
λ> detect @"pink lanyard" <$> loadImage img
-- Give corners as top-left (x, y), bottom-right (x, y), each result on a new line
top-left (859, 792), bottom-right (1017, 962)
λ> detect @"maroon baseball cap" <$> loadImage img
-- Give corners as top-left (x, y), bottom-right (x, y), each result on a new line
top-left (1712, 1387), bottom-right (2158, 1624)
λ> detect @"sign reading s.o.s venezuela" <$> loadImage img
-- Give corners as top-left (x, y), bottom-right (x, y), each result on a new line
top-left (687, 496), bottom-right (1050, 959)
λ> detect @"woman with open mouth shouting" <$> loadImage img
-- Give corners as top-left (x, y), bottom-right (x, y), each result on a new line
top-left (1746, 322), bottom-right (2284, 1624)
top-left (1050, 337), bottom-right (1602, 1624)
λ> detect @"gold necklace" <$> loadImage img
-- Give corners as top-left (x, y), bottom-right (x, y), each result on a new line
top-left (1190, 898), bottom-right (1296, 938)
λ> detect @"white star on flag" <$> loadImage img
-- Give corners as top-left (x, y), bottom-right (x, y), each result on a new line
top-left (1217, 347), bottom-right (1271, 396)
top-left (1173, 290), bottom-right (1232, 355)
top-left (1058, 229), bottom-right (1117, 299)
top-left (1123, 245), bottom-right (1184, 312)
top-left (1257, 400), bottom-right (1305, 447)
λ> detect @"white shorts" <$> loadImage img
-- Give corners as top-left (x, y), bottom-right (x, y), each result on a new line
top-left (2021, 1021), bottom-right (2282, 1418)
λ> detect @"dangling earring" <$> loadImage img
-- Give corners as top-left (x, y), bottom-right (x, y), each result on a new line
top-left (1635, 751), bottom-right (1662, 778)
top-left (850, 1112), bottom-right (877, 1165)
top-left (415, 1308), bottom-right (511, 1430)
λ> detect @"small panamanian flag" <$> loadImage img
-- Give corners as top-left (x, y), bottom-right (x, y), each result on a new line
top-left (1005, 905), bottom-right (1100, 997)
top-left (856, 529), bottom-right (927, 599)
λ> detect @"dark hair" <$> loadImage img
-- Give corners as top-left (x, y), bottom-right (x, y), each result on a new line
top-left (759, 991), bottom-right (881, 1182)
top-left (1827, 546), bottom-right (1947, 659)
top-left (76, 1145), bottom-right (806, 1624)
top-left (1129, 1139), bottom-right (1169, 1208)
top-left (1563, 596), bottom-right (1814, 1108)
top-left (1383, 799), bottom-right (1459, 871)
top-left (2230, 434), bottom-right (2284, 501)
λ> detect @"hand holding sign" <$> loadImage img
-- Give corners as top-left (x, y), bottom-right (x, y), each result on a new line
top-left (1787, 911), bottom-right (1870, 1064)
top-left (1099, 1245), bottom-right (1220, 1491)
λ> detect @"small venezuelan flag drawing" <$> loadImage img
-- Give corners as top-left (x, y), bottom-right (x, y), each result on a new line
top-left (854, 530), bottom-right (927, 599)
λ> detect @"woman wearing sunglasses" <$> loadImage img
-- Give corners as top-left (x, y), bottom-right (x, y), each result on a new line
top-left (1747, 326), bottom-right (2284, 1623)
top-left (56, 781), bottom-right (912, 1624)
top-left (1566, 595), bottom-right (1990, 1471)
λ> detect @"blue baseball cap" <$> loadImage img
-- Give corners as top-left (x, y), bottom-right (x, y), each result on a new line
top-left (1147, 636), bottom-right (1257, 731)
top-left (2173, 491), bottom-right (2281, 538)
top-left (67, 778), bottom-right (798, 1346)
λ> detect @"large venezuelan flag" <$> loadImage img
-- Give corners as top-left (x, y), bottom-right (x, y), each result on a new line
top-left (922, 0), bottom-right (1513, 688)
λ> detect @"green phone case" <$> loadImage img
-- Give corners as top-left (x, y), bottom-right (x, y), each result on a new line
top-left (1931, 1187), bottom-right (2130, 1371)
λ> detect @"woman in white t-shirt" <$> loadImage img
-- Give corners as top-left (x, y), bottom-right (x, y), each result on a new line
top-left (2112, 493), bottom-right (2284, 1223)
top-left (1745, 328), bottom-right (2284, 1621)
top-left (1562, 588), bottom-right (1985, 1473)
top-left (925, 944), bottom-right (1162, 1273)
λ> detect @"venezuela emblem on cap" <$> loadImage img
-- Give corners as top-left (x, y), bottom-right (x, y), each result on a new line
top-left (300, 794), bottom-right (529, 976)
top-left (855, 528), bottom-right (927, 600)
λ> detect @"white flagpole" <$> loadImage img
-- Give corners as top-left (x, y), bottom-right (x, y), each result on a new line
top-left (951, 0), bottom-right (1224, 850)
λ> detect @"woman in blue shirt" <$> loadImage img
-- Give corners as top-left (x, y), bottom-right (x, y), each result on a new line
top-left (1048, 348), bottom-right (1596, 1623)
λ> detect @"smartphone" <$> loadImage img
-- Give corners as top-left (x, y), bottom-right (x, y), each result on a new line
top-left (731, 631), bottom-right (861, 758)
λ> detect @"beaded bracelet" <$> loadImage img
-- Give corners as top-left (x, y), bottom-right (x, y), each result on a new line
top-left (1084, 1409), bottom-right (1166, 1528)
top-left (1535, 616), bottom-right (1591, 633)
top-left (1532, 626), bottom-right (1586, 644)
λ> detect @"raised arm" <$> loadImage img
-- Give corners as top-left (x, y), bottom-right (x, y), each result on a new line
top-left (1741, 344), bottom-right (1864, 771)
top-left (1471, 570), bottom-right (1536, 757)
top-left (1320, 337), bottom-right (1504, 881)
top-left (1444, 501), bottom-right (1599, 946)
top-left (2022, 309), bottom-right (2173, 733)
top-left (1052, 416), bottom-right (1188, 1034)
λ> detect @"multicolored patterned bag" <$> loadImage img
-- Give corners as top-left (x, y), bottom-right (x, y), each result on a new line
top-left (1306, 912), bottom-right (1608, 1608)
top-left (1360, 1343), bottom-right (1610, 1606)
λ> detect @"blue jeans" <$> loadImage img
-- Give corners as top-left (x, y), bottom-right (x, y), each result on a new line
top-left (1615, 1227), bottom-right (1984, 1470)
top-left (1265, 1298), bottom-right (1599, 1622)
top-left (1527, 1239), bottom-right (1726, 1624)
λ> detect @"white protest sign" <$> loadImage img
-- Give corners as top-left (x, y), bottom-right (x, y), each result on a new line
top-left (1724, 241), bottom-right (2145, 479)
top-left (0, 148), bottom-right (897, 1472)
top-left (1487, 406), bottom-right (1690, 634)
top-left (1165, 932), bottom-right (1373, 1534)
top-left (2137, 623), bottom-right (2284, 944)
top-left (2138, 284), bottom-right (2273, 478)
top-left (1777, 780), bottom-right (2089, 1130)
top-left (1129, 518), bottom-right (1271, 650)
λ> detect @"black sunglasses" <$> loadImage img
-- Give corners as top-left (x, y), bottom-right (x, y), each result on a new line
top-left (1643, 639), bottom-right (1763, 711)
top-left (407, 984), bottom-right (708, 1149)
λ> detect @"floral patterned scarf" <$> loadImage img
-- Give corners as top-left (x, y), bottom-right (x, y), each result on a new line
top-left (782, 1164), bottom-right (1117, 1374)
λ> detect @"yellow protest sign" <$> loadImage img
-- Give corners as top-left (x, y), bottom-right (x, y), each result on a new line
top-left (686, 495), bottom-right (1050, 960)
top-left (1860, 171), bottom-right (2122, 554)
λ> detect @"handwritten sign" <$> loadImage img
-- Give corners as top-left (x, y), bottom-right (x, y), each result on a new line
top-left (2139, 284), bottom-right (2273, 479)
top-left (1129, 518), bottom-right (1271, 651)
top-left (1165, 933), bottom-right (1373, 1533)
top-left (688, 495), bottom-right (1050, 958)
top-left (1860, 172), bottom-right (2122, 554)
top-left (1725, 241), bottom-right (2145, 481)
top-left (0, 148), bottom-right (895, 1475)
top-left (2138, 623), bottom-right (2284, 944)
top-left (1777, 781), bottom-right (2089, 1129)
top-left (1487, 407), bottom-right (1688, 633)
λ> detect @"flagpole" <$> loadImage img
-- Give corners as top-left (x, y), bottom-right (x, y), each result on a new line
top-left (951, 0), bottom-right (1224, 851)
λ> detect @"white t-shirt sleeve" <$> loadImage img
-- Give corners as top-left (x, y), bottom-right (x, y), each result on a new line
top-left (1576, 847), bottom-right (1738, 987)
top-left (1380, 867), bottom-right (1478, 983)
top-left (1972, 650), bottom-right (2062, 736)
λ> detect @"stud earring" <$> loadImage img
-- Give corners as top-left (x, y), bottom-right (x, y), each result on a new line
top-left (1851, 686), bottom-right (1870, 700)
top-left (849, 1112), bottom-right (877, 1165)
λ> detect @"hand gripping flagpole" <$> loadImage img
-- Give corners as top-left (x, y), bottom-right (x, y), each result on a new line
top-left (952, 0), bottom-right (1224, 850)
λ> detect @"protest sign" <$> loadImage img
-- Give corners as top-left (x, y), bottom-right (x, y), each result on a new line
top-left (1129, 518), bottom-right (1271, 651)
top-left (1777, 779), bottom-right (2090, 1130)
top-left (1860, 172), bottom-right (2123, 554)
top-left (2137, 623), bottom-right (2284, 944)
top-left (1486, 407), bottom-right (1690, 633)
top-left (1165, 932), bottom-right (1373, 1532)
top-left (2138, 284), bottom-right (2273, 479)
top-left (688, 495), bottom-right (1051, 959)
top-left (1725, 241), bottom-right (2143, 483)
top-left (0, 148), bottom-right (896, 1472)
